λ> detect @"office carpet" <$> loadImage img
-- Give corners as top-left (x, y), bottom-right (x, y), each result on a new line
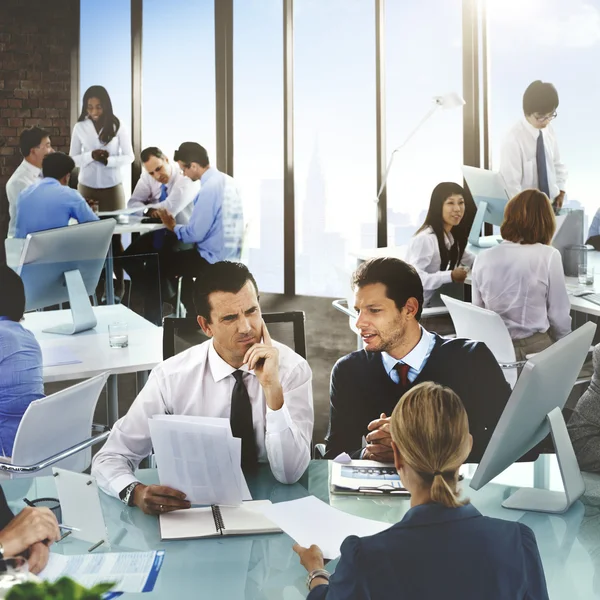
top-left (45, 292), bottom-right (358, 448)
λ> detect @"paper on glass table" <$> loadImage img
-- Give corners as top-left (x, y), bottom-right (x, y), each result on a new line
top-left (39, 550), bottom-right (164, 594)
top-left (41, 345), bottom-right (82, 367)
top-left (254, 496), bottom-right (390, 559)
top-left (148, 415), bottom-right (251, 506)
top-left (98, 207), bottom-right (145, 216)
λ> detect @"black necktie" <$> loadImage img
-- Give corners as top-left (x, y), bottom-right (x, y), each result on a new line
top-left (230, 370), bottom-right (258, 468)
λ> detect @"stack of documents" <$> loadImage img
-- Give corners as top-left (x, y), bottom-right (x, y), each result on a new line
top-left (330, 460), bottom-right (409, 496)
top-left (39, 550), bottom-right (164, 595)
top-left (148, 415), bottom-right (251, 506)
top-left (254, 496), bottom-right (390, 559)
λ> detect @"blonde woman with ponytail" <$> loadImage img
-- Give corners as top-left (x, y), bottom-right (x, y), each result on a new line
top-left (294, 382), bottom-right (549, 600)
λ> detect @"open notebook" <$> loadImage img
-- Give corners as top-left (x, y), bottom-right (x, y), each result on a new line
top-left (159, 500), bottom-right (282, 540)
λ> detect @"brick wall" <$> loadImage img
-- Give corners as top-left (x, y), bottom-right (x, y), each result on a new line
top-left (0, 0), bottom-right (78, 251)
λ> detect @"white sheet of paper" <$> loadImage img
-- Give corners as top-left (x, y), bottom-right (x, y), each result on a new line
top-left (149, 416), bottom-right (243, 506)
top-left (254, 496), bottom-right (390, 559)
top-left (98, 206), bottom-right (145, 216)
top-left (39, 551), bottom-right (164, 593)
top-left (41, 345), bottom-right (82, 367)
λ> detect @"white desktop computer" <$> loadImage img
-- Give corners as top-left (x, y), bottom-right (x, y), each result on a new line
top-left (470, 322), bottom-right (595, 513)
top-left (15, 219), bottom-right (116, 335)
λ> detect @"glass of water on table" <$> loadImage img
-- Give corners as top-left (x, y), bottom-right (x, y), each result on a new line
top-left (108, 322), bottom-right (129, 348)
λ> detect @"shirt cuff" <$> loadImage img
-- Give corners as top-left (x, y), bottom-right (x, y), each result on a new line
top-left (443, 271), bottom-right (453, 283)
top-left (265, 402), bottom-right (294, 434)
top-left (109, 473), bottom-right (139, 499)
top-left (173, 224), bottom-right (183, 241)
top-left (106, 156), bottom-right (119, 168)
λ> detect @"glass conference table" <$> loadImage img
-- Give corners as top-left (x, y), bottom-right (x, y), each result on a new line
top-left (3, 456), bottom-right (600, 599)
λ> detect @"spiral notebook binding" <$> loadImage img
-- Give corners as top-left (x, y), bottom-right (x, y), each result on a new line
top-left (211, 505), bottom-right (226, 535)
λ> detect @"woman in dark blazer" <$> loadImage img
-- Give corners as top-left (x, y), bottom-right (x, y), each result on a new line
top-left (294, 382), bottom-right (549, 599)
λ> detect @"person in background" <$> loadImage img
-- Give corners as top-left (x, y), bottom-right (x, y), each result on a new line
top-left (14, 153), bottom-right (98, 238)
top-left (472, 189), bottom-right (571, 361)
top-left (500, 80), bottom-right (567, 212)
top-left (92, 262), bottom-right (313, 512)
top-left (69, 85), bottom-right (134, 298)
top-left (155, 142), bottom-right (244, 319)
top-left (5, 127), bottom-right (53, 238)
top-left (0, 266), bottom-right (44, 457)
top-left (121, 146), bottom-right (199, 321)
top-left (294, 382), bottom-right (549, 599)
top-left (325, 257), bottom-right (513, 463)
top-left (568, 344), bottom-right (600, 472)
top-left (0, 486), bottom-right (60, 574)
top-left (405, 181), bottom-right (475, 309)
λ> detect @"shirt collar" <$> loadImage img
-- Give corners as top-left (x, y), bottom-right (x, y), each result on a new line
top-left (522, 116), bottom-right (543, 140)
top-left (0, 317), bottom-right (13, 322)
top-left (200, 167), bottom-right (217, 184)
top-left (398, 502), bottom-right (481, 528)
top-left (207, 339), bottom-right (255, 383)
top-left (381, 326), bottom-right (433, 374)
top-left (21, 159), bottom-right (42, 178)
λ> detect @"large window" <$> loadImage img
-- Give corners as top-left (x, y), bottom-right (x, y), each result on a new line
top-left (142, 0), bottom-right (216, 163)
top-left (80, 0), bottom-right (132, 194)
top-left (293, 0), bottom-right (377, 297)
top-left (487, 0), bottom-right (600, 221)
top-left (385, 1), bottom-right (464, 246)
top-left (234, 0), bottom-right (284, 293)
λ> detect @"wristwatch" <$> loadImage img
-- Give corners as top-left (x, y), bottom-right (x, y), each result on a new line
top-left (119, 482), bottom-right (140, 507)
top-left (306, 569), bottom-right (330, 589)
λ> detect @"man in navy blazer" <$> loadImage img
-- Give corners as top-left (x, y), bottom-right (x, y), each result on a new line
top-left (325, 257), bottom-right (515, 464)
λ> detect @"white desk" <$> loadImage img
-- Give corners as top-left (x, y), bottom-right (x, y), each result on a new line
top-left (22, 305), bottom-right (162, 425)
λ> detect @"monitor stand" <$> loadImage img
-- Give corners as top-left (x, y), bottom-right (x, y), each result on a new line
top-left (468, 200), bottom-right (502, 248)
top-left (501, 407), bottom-right (585, 514)
top-left (42, 269), bottom-right (98, 335)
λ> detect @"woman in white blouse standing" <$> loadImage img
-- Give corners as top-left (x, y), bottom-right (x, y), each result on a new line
top-left (471, 189), bottom-right (571, 360)
top-left (70, 85), bottom-right (134, 297)
top-left (406, 182), bottom-right (475, 308)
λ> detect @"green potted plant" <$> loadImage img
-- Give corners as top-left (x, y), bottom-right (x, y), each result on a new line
top-left (6, 577), bottom-right (114, 599)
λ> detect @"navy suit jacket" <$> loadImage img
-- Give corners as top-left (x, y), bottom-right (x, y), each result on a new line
top-left (308, 503), bottom-right (549, 600)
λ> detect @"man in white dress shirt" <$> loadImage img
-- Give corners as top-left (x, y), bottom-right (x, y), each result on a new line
top-left (121, 147), bottom-right (199, 322)
top-left (499, 80), bottom-right (567, 211)
top-left (92, 261), bottom-right (314, 514)
top-left (5, 127), bottom-right (53, 237)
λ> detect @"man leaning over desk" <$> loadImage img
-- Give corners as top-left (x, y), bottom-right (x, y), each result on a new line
top-left (92, 261), bottom-right (314, 514)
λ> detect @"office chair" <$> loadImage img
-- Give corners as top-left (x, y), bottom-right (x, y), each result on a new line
top-left (163, 311), bottom-right (307, 360)
top-left (0, 373), bottom-right (111, 479)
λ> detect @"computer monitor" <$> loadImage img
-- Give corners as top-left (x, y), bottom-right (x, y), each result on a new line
top-left (462, 166), bottom-right (510, 248)
top-left (16, 220), bottom-right (116, 335)
top-left (470, 322), bottom-right (596, 514)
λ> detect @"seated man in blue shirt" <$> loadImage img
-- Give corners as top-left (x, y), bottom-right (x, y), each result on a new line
top-left (0, 266), bottom-right (44, 457)
top-left (14, 152), bottom-right (99, 238)
top-left (153, 142), bottom-right (244, 324)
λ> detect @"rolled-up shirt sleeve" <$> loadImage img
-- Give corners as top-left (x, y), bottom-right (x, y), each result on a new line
top-left (91, 368), bottom-right (170, 498)
top-left (265, 362), bottom-right (314, 485)
top-left (174, 187), bottom-right (217, 244)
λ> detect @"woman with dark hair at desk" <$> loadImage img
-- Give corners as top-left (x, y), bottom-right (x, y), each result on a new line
top-left (0, 266), bottom-right (44, 458)
top-left (293, 382), bottom-right (549, 599)
top-left (69, 85), bottom-right (134, 299)
top-left (471, 188), bottom-right (571, 361)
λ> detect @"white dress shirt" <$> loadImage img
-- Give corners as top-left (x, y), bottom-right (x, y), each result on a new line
top-left (5, 159), bottom-right (42, 237)
top-left (471, 241), bottom-right (571, 341)
top-left (499, 118), bottom-right (567, 201)
top-left (127, 163), bottom-right (198, 225)
top-left (91, 339), bottom-right (314, 496)
top-left (405, 227), bottom-right (475, 307)
top-left (69, 118), bottom-right (134, 189)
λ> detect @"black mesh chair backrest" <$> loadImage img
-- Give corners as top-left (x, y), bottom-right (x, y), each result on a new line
top-left (162, 311), bottom-right (307, 360)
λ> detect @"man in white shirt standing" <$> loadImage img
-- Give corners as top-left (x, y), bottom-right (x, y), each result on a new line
top-left (5, 127), bottom-right (54, 237)
top-left (121, 147), bottom-right (199, 322)
top-left (92, 261), bottom-right (314, 514)
top-left (500, 80), bottom-right (567, 211)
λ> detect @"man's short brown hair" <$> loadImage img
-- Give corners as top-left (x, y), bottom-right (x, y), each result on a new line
top-left (500, 189), bottom-right (556, 245)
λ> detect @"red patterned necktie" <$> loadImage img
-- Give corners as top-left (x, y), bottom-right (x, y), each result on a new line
top-left (394, 363), bottom-right (410, 387)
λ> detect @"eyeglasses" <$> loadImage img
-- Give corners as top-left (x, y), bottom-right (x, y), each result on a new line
top-left (533, 112), bottom-right (557, 123)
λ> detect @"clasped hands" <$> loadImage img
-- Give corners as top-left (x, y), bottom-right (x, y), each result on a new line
top-left (363, 412), bottom-right (394, 462)
top-left (91, 149), bottom-right (109, 166)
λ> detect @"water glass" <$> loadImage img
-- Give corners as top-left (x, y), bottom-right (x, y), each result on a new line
top-left (578, 264), bottom-right (595, 286)
top-left (108, 322), bottom-right (129, 348)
